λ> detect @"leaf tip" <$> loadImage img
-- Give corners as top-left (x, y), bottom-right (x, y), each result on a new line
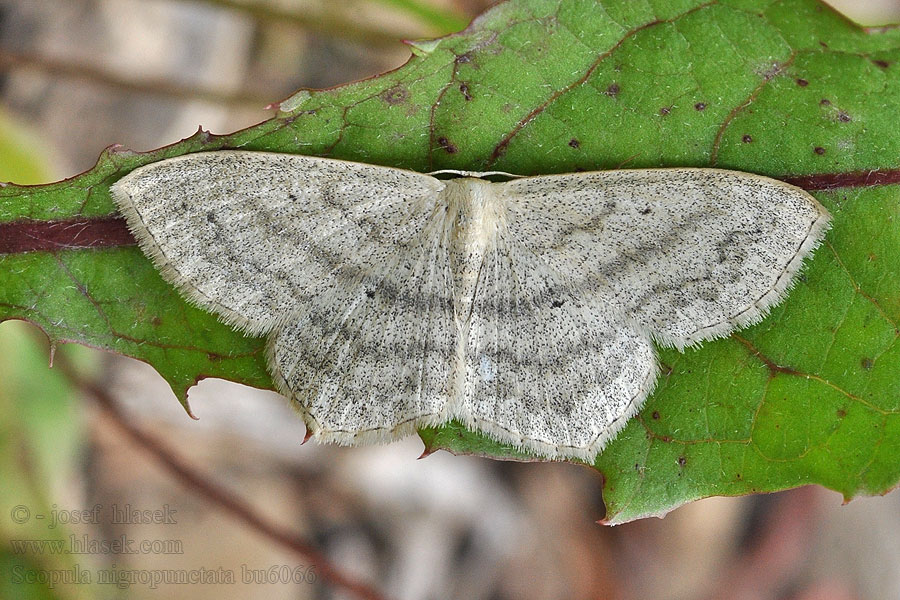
top-left (183, 399), bottom-right (199, 420)
top-left (417, 445), bottom-right (437, 460)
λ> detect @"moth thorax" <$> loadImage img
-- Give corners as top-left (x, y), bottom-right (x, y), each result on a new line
top-left (443, 177), bottom-right (505, 327)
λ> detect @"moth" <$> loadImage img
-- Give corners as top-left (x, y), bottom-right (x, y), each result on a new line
top-left (112, 151), bottom-right (830, 460)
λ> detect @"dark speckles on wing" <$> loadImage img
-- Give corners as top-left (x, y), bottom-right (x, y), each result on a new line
top-left (499, 167), bottom-right (827, 347)
top-left (115, 150), bottom-right (827, 459)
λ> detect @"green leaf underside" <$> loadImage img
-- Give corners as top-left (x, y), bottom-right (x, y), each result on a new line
top-left (1, 0), bottom-right (899, 523)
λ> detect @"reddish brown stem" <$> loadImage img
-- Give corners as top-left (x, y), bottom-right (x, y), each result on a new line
top-left (0, 217), bottom-right (134, 254)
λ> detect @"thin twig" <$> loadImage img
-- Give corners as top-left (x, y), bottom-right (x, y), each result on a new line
top-left (0, 49), bottom-right (274, 108)
top-left (59, 357), bottom-right (389, 600)
top-left (195, 0), bottom-right (414, 47)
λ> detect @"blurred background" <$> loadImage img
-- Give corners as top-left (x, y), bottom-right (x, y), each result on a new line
top-left (1, 0), bottom-right (899, 598)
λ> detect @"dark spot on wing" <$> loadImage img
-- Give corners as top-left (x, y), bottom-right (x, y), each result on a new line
top-left (366, 289), bottom-right (375, 299)
top-left (206, 212), bottom-right (215, 223)
top-left (553, 395), bottom-right (576, 416)
top-left (639, 207), bottom-right (652, 215)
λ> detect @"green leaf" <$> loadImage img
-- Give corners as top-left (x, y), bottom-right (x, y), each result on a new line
top-left (0, 321), bottom-right (96, 600)
top-left (0, 109), bottom-right (53, 185)
top-left (2, 0), bottom-right (899, 523)
top-left (0, 117), bottom-right (99, 600)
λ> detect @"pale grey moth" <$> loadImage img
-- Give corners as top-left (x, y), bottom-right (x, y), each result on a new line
top-left (111, 150), bottom-right (830, 461)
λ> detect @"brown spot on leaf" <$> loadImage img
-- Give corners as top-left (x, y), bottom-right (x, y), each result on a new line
top-left (382, 87), bottom-right (408, 105)
top-left (459, 82), bottom-right (472, 101)
top-left (694, 102), bottom-right (707, 111)
top-left (568, 138), bottom-right (580, 149)
top-left (796, 78), bottom-right (809, 87)
top-left (455, 52), bottom-right (472, 64)
top-left (151, 316), bottom-right (163, 326)
top-left (838, 111), bottom-right (851, 122)
top-left (820, 98), bottom-right (831, 106)
top-left (814, 146), bottom-right (826, 155)
top-left (677, 456), bottom-right (687, 467)
top-left (651, 411), bottom-right (660, 420)
top-left (437, 137), bottom-right (458, 154)
top-left (659, 106), bottom-right (670, 115)
top-left (861, 357), bottom-right (874, 370)
top-left (873, 59), bottom-right (890, 69)
top-left (761, 63), bottom-right (782, 80)
top-left (742, 134), bottom-right (753, 143)
top-left (605, 83), bottom-right (620, 97)
top-left (837, 408), bottom-right (847, 418)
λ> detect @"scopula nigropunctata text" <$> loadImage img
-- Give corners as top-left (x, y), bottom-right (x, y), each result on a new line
top-left (111, 150), bottom-right (830, 461)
